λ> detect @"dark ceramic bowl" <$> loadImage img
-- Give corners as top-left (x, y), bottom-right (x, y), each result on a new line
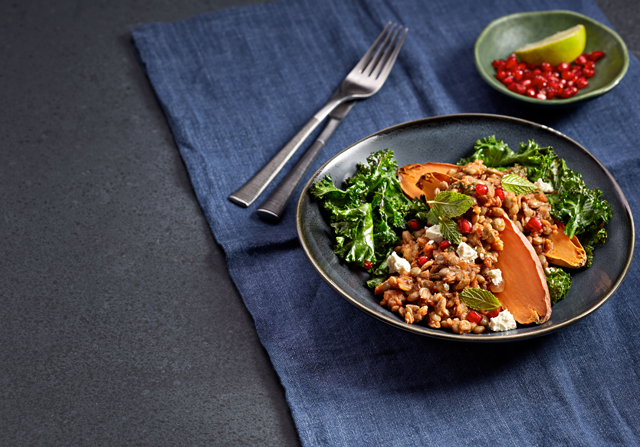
top-left (296, 114), bottom-right (634, 342)
top-left (474, 10), bottom-right (629, 106)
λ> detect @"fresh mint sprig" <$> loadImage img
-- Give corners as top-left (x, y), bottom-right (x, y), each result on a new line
top-left (460, 288), bottom-right (501, 311)
top-left (426, 191), bottom-right (473, 244)
top-left (439, 217), bottom-right (463, 245)
top-left (501, 173), bottom-right (538, 195)
top-left (427, 191), bottom-right (473, 217)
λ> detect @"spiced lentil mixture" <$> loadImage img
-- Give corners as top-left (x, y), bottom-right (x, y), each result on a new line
top-left (375, 159), bottom-right (558, 334)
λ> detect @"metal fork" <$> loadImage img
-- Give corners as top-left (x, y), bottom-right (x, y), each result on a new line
top-left (228, 23), bottom-right (408, 207)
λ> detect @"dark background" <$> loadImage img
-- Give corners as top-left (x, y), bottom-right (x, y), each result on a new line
top-left (1, 1), bottom-right (637, 445)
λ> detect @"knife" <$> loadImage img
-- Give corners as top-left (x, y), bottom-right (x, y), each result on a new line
top-left (256, 101), bottom-right (357, 222)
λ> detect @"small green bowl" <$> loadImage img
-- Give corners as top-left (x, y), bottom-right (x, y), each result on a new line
top-left (474, 10), bottom-right (629, 106)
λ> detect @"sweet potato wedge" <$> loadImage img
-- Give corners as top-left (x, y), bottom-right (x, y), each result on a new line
top-left (397, 162), bottom-right (456, 199)
top-left (545, 223), bottom-right (587, 268)
top-left (495, 217), bottom-right (552, 324)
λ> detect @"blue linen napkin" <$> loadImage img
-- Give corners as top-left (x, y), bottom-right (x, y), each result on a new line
top-left (132, 0), bottom-right (640, 445)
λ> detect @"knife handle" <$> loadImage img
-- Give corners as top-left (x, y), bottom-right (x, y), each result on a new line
top-left (257, 118), bottom-right (341, 222)
top-left (228, 96), bottom-right (344, 207)
top-left (228, 117), bottom-right (320, 207)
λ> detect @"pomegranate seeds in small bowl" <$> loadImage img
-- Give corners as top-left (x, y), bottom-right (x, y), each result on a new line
top-left (492, 51), bottom-right (605, 102)
top-left (474, 11), bottom-right (629, 106)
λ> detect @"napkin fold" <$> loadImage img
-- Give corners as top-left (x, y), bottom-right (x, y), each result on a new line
top-left (132, 0), bottom-right (640, 445)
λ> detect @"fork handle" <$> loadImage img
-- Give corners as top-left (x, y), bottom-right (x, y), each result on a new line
top-left (256, 117), bottom-right (341, 222)
top-left (228, 97), bottom-right (344, 207)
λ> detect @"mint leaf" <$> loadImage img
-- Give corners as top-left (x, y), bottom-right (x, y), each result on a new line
top-left (426, 208), bottom-right (440, 226)
top-left (460, 288), bottom-right (501, 311)
top-left (427, 191), bottom-right (473, 218)
top-left (439, 217), bottom-right (462, 245)
top-left (502, 173), bottom-right (537, 195)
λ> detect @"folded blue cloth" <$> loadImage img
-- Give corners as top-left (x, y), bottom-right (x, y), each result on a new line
top-left (132, 0), bottom-right (640, 445)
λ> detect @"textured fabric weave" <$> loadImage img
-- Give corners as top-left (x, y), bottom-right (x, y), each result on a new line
top-left (132, 1), bottom-right (640, 445)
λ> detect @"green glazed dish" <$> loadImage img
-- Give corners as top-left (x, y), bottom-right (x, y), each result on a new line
top-left (474, 10), bottom-right (629, 106)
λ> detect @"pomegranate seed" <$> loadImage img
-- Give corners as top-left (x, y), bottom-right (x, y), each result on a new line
top-left (475, 183), bottom-right (488, 196)
top-left (502, 76), bottom-right (514, 86)
top-left (458, 219), bottom-right (472, 234)
top-left (364, 260), bottom-right (372, 270)
top-left (467, 311), bottom-right (482, 324)
top-left (439, 240), bottom-right (451, 251)
top-left (588, 50), bottom-right (605, 61)
top-left (525, 216), bottom-right (543, 232)
top-left (558, 62), bottom-right (570, 71)
top-left (488, 307), bottom-right (502, 319)
top-left (492, 59), bottom-right (505, 69)
top-left (584, 60), bottom-right (596, 70)
top-left (521, 79), bottom-right (533, 87)
top-left (507, 82), bottom-right (520, 93)
top-left (544, 87), bottom-right (557, 99)
top-left (534, 75), bottom-right (547, 89)
top-left (561, 86), bottom-right (579, 98)
top-left (505, 58), bottom-right (518, 71)
top-left (518, 63), bottom-right (527, 71)
top-left (541, 62), bottom-right (553, 72)
top-left (561, 70), bottom-right (575, 81)
top-left (582, 68), bottom-right (595, 78)
top-left (514, 83), bottom-right (526, 95)
top-left (532, 68), bottom-right (542, 76)
top-left (508, 83), bottom-right (526, 95)
top-left (407, 219), bottom-right (420, 231)
top-left (495, 187), bottom-right (505, 201)
top-left (496, 70), bottom-right (508, 81)
top-left (536, 91), bottom-right (547, 100)
top-left (576, 77), bottom-right (589, 89)
top-left (525, 87), bottom-right (537, 98)
top-left (513, 69), bottom-right (524, 81)
top-left (417, 255), bottom-right (429, 267)
top-left (575, 55), bottom-right (588, 65)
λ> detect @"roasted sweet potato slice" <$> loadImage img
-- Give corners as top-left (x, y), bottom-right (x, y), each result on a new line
top-left (495, 217), bottom-right (552, 324)
top-left (414, 172), bottom-right (453, 201)
top-left (545, 223), bottom-right (587, 268)
top-left (397, 162), bottom-right (456, 199)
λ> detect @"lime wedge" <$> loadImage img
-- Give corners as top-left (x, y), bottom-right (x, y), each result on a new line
top-left (515, 25), bottom-right (586, 66)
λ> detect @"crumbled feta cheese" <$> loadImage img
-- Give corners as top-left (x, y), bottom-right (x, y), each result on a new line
top-left (387, 252), bottom-right (411, 275)
top-left (424, 225), bottom-right (443, 243)
top-left (545, 267), bottom-right (557, 275)
top-left (485, 268), bottom-right (503, 286)
top-left (489, 309), bottom-right (517, 332)
top-left (534, 178), bottom-right (554, 193)
top-left (456, 242), bottom-right (478, 263)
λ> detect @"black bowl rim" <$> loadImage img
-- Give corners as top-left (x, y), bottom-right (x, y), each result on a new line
top-left (474, 10), bottom-right (630, 106)
top-left (296, 113), bottom-right (635, 342)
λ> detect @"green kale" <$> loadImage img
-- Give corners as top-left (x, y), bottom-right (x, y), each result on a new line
top-left (310, 149), bottom-right (426, 270)
top-left (458, 136), bottom-right (557, 179)
top-left (545, 267), bottom-right (572, 305)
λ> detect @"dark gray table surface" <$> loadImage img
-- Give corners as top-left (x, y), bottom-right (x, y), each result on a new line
top-left (1, 1), bottom-right (638, 445)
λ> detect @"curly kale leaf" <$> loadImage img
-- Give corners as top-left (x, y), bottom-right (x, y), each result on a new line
top-left (310, 149), bottom-right (419, 268)
top-left (458, 136), bottom-right (556, 178)
top-left (545, 267), bottom-right (572, 305)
